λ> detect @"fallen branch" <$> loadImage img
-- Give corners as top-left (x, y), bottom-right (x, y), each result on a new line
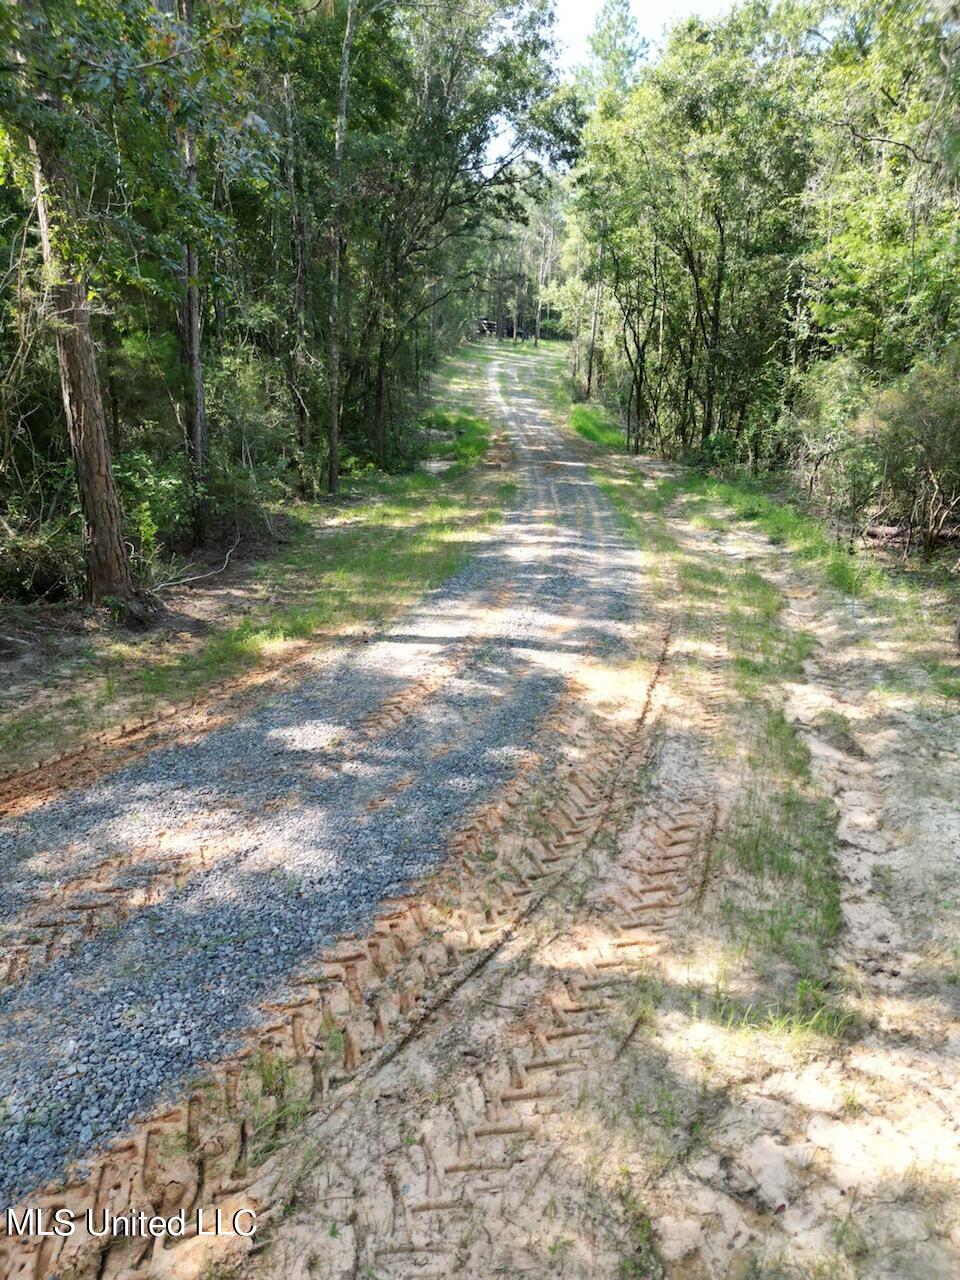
top-left (154, 534), bottom-right (242, 591)
top-left (862, 523), bottom-right (960, 544)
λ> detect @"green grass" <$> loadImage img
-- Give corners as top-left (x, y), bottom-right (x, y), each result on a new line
top-left (579, 408), bottom-right (959, 709)
top-left (133, 475), bottom-right (494, 688)
top-left (598, 516), bottom-right (839, 977)
top-left (720, 788), bottom-right (842, 982)
top-left (616, 1181), bottom-right (666, 1280)
top-left (674, 471), bottom-right (960, 703)
top-left (517, 344), bottom-right (958, 707)
top-left (548, 352), bottom-right (957, 704)
top-left (570, 398), bottom-right (845, 1012)
top-left (569, 404), bottom-right (625, 450)
top-left (0, 353), bottom-right (506, 769)
top-left (248, 1051), bottom-right (312, 1163)
top-left (593, 474), bottom-right (675, 558)
top-left (671, 471), bottom-right (878, 596)
top-left (712, 980), bottom-right (853, 1042)
top-left (580, 407), bottom-right (958, 708)
top-left (418, 408), bottom-right (491, 465)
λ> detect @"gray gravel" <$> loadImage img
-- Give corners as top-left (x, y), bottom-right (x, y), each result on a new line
top-left (0, 356), bottom-right (647, 1207)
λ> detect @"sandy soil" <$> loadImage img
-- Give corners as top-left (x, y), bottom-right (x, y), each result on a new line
top-left (1, 349), bottom-right (958, 1280)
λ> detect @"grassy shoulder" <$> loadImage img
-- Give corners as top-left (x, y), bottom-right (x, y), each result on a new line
top-left (501, 343), bottom-right (850, 1034)
top-left (0, 380), bottom-right (511, 772)
top-left (667, 469), bottom-right (959, 704)
top-left (481, 344), bottom-right (958, 1276)
top-left (535, 340), bottom-right (960, 706)
top-left (597, 464), bottom-right (845, 1025)
top-left (568, 404), bottom-right (624, 450)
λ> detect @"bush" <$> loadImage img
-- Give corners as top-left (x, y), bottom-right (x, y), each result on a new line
top-left (536, 318), bottom-right (572, 341)
top-left (0, 519), bottom-right (85, 601)
top-left (787, 358), bottom-right (874, 492)
top-left (684, 429), bottom-right (739, 473)
top-left (783, 360), bottom-right (882, 541)
top-left (785, 351), bottom-right (960, 555)
top-left (113, 448), bottom-right (193, 550)
top-left (870, 352), bottom-right (960, 556)
top-left (205, 349), bottom-right (303, 512)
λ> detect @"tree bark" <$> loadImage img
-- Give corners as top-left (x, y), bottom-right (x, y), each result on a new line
top-left (31, 150), bottom-right (136, 605)
top-left (586, 243), bottom-right (604, 397)
top-left (180, 226), bottom-right (208, 537)
top-left (513, 230), bottom-right (526, 342)
top-left (374, 333), bottom-right (387, 462)
top-left (282, 72), bottom-right (312, 489)
top-left (494, 249), bottom-right (505, 340)
top-left (327, 0), bottom-right (359, 494)
top-left (534, 221), bottom-right (552, 347)
top-left (703, 210), bottom-right (725, 442)
top-left (177, 0), bottom-right (208, 541)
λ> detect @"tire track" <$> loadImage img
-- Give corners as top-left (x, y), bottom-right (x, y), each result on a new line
top-left (0, 646), bottom-right (667, 1280)
top-left (256, 659), bottom-right (720, 1280)
top-left (0, 582), bottom-right (518, 989)
top-left (0, 351), bottom-right (654, 1275)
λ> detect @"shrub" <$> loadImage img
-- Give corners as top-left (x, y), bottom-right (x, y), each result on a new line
top-left (113, 448), bottom-right (193, 550)
top-left (870, 352), bottom-right (960, 556)
top-left (0, 519), bottom-right (85, 601)
top-left (785, 351), bottom-right (960, 555)
top-left (785, 360), bottom-right (878, 532)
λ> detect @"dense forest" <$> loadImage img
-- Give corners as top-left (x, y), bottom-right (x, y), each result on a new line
top-left (2, 0), bottom-right (958, 612)
top-left (0, 0), bottom-right (571, 610)
top-left (557, 0), bottom-right (960, 562)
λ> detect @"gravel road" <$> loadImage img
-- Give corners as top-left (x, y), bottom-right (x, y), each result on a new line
top-left (0, 353), bottom-right (645, 1207)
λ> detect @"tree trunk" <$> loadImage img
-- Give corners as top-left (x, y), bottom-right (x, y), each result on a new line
top-left (327, 0), bottom-right (359, 495)
top-left (283, 71), bottom-right (311, 470)
top-left (534, 221), bottom-right (552, 348)
top-left (374, 334), bottom-right (387, 462)
top-left (494, 252), bottom-right (505, 340)
top-left (180, 229), bottom-right (207, 538)
top-left (513, 230), bottom-right (525, 342)
top-left (702, 210), bottom-right (726, 443)
top-left (534, 231), bottom-right (545, 348)
top-left (586, 244), bottom-right (604, 397)
top-left (178, 0), bottom-right (208, 541)
top-left (31, 152), bottom-right (136, 605)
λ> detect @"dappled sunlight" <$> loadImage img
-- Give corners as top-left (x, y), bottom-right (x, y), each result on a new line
top-left (0, 434), bottom-right (509, 775)
top-left (0, 349), bottom-right (655, 1211)
top-left (4, 344), bottom-right (957, 1280)
top-left (257, 345), bottom-right (959, 1279)
top-left (473, 849), bottom-right (960, 1274)
top-left (528, 396), bottom-right (960, 1274)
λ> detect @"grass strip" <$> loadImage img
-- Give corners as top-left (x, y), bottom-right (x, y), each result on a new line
top-left (0, 400), bottom-right (508, 768)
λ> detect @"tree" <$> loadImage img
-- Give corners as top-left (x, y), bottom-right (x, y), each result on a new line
top-left (557, 0), bottom-right (960, 555)
top-left (30, 150), bottom-right (139, 606)
top-left (567, 7), bottom-right (812, 454)
top-left (326, 0), bottom-right (358, 495)
top-left (584, 0), bottom-right (646, 100)
top-left (0, 0), bottom-right (565, 603)
top-left (8, 1), bottom-right (144, 606)
top-left (172, 0), bottom-right (210, 541)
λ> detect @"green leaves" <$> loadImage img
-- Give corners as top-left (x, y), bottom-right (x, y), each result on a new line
top-left (559, 0), bottom-right (959, 494)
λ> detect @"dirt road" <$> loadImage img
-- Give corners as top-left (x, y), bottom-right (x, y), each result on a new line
top-left (0, 351), bottom-right (655, 1274)
top-left (3, 348), bottom-right (959, 1280)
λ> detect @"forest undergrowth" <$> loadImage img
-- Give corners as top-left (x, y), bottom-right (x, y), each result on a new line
top-left (0, 348), bottom-right (510, 772)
